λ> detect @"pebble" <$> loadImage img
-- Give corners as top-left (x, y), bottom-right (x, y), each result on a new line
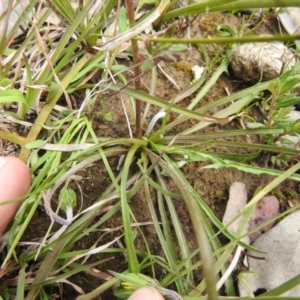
top-left (230, 42), bottom-right (296, 83)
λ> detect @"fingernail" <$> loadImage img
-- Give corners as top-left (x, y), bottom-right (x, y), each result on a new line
top-left (0, 157), bottom-right (6, 169)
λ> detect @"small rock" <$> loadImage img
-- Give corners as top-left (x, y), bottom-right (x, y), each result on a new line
top-left (191, 65), bottom-right (205, 81)
top-left (230, 42), bottom-right (296, 83)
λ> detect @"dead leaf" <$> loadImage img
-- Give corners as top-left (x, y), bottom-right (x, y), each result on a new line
top-left (222, 182), bottom-right (248, 236)
top-left (239, 210), bottom-right (300, 296)
top-left (248, 195), bottom-right (279, 242)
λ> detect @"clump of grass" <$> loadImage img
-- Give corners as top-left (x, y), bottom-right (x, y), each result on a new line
top-left (1, 1), bottom-right (300, 299)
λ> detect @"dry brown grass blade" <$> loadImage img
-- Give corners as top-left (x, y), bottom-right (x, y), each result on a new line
top-left (19, 52), bottom-right (92, 162)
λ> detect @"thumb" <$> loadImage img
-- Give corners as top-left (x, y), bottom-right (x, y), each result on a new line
top-left (127, 287), bottom-right (164, 300)
top-left (0, 156), bottom-right (31, 236)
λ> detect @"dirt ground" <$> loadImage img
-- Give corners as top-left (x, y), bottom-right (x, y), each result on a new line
top-left (3, 10), bottom-right (300, 299)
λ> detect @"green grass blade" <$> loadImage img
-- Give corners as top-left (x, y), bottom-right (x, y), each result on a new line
top-left (145, 148), bottom-right (218, 299)
top-left (121, 144), bottom-right (142, 273)
top-left (162, 0), bottom-right (300, 22)
top-left (106, 83), bottom-right (230, 124)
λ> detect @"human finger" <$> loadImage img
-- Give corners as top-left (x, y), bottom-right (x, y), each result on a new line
top-left (0, 156), bottom-right (31, 236)
top-left (127, 287), bottom-right (164, 300)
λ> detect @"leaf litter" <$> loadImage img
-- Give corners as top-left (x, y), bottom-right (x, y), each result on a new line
top-left (239, 209), bottom-right (300, 296)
